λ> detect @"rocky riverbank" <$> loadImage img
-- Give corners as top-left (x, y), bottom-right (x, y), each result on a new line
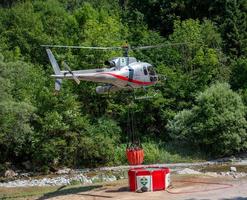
top-left (0, 166), bottom-right (129, 188)
top-left (0, 173), bottom-right (119, 187)
top-left (1, 158), bottom-right (247, 188)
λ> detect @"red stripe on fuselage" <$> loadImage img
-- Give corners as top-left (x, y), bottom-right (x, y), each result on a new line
top-left (101, 72), bottom-right (153, 86)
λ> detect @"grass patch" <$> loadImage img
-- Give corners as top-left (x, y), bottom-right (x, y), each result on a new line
top-left (113, 142), bottom-right (206, 165)
top-left (142, 142), bottom-right (205, 164)
top-left (0, 184), bottom-right (102, 199)
top-left (200, 164), bottom-right (247, 173)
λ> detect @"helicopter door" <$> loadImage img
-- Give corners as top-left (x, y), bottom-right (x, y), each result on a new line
top-left (128, 67), bottom-right (134, 81)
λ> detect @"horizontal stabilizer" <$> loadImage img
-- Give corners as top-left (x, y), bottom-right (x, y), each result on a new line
top-left (62, 61), bottom-right (80, 85)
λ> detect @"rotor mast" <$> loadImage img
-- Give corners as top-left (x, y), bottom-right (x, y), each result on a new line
top-left (122, 42), bottom-right (129, 57)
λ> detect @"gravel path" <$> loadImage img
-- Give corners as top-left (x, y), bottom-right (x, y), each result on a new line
top-left (36, 175), bottom-right (247, 200)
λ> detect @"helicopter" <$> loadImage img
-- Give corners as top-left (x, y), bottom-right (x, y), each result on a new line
top-left (42, 43), bottom-right (185, 95)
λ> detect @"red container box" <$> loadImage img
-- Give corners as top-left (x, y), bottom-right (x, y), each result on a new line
top-left (128, 167), bottom-right (171, 192)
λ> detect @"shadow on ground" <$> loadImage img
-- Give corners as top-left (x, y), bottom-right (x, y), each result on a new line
top-left (220, 198), bottom-right (247, 200)
top-left (184, 198), bottom-right (247, 200)
top-left (37, 185), bottom-right (103, 200)
top-left (105, 186), bottom-right (129, 193)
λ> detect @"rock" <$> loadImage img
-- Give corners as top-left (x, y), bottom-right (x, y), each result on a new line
top-left (229, 156), bottom-right (237, 162)
top-left (77, 174), bottom-right (92, 184)
top-left (68, 169), bottom-right (75, 174)
top-left (53, 158), bottom-right (59, 166)
top-left (91, 175), bottom-right (101, 183)
top-left (230, 166), bottom-right (237, 172)
top-left (90, 174), bottom-right (117, 183)
top-left (177, 168), bottom-right (201, 175)
top-left (205, 172), bottom-right (218, 177)
top-left (220, 172), bottom-right (230, 176)
top-left (4, 162), bottom-right (11, 168)
top-left (19, 173), bottom-right (31, 180)
top-left (101, 174), bottom-right (117, 182)
top-left (4, 169), bottom-right (17, 178)
top-left (233, 174), bottom-right (238, 179)
top-left (55, 168), bottom-right (71, 175)
top-left (22, 161), bottom-right (32, 170)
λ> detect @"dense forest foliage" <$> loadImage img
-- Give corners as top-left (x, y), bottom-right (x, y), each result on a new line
top-left (0, 0), bottom-right (247, 172)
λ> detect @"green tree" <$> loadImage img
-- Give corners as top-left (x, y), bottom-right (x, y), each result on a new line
top-left (221, 0), bottom-right (247, 57)
top-left (230, 58), bottom-right (247, 106)
top-left (230, 57), bottom-right (247, 90)
top-left (0, 101), bottom-right (36, 163)
top-left (76, 118), bottom-right (121, 167)
top-left (167, 83), bottom-right (247, 156)
top-left (166, 19), bottom-right (228, 98)
top-left (0, 58), bottom-right (44, 165)
top-left (0, 2), bottom-right (45, 62)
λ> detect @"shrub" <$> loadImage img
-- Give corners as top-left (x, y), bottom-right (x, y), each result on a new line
top-left (76, 118), bottom-right (122, 167)
top-left (167, 82), bottom-right (247, 156)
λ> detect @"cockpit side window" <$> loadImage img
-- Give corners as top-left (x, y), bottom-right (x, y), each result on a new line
top-left (143, 66), bottom-right (148, 75)
top-left (147, 66), bottom-right (155, 76)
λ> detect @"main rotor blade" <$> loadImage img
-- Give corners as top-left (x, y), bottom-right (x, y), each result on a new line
top-left (62, 61), bottom-right (80, 85)
top-left (41, 44), bottom-right (122, 50)
top-left (131, 42), bottom-right (192, 50)
top-left (41, 43), bottom-right (192, 51)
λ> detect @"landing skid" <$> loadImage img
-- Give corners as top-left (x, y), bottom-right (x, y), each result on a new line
top-left (134, 93), bottom-right (157, 100)
top-left (101, 85), bottom-right (160, 101)
top-left (133, 87), bottom-right (159, 101)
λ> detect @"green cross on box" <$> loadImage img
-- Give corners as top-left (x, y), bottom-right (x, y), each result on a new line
top-left (140, 177), bottom-right (148, 186)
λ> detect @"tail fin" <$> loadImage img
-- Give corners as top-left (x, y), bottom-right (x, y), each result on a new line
top-left (46, 49), bottom-right (62, 91)
top-left (46, 48), bottom-right (61, 75)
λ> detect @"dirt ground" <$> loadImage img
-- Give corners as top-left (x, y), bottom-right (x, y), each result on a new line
top-left (33, 174), bottom-right (247, 200)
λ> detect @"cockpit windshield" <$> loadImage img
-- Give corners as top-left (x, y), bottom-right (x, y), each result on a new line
top-left (147, 66), bottom-right (156, 76)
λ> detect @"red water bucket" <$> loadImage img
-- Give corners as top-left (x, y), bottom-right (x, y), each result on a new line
top-left (126, 148), bottom-right (144, 165)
